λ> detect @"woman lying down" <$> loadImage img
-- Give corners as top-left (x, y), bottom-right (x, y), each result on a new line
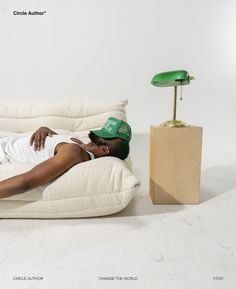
top-left (0, 117), bottom-right (131, 199)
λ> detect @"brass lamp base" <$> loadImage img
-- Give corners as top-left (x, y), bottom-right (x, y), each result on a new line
top-left (160, 120), bottom-right (189, 128)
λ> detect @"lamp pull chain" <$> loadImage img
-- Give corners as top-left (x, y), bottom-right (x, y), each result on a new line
top-left (180, 83), bottom-right (183, 101)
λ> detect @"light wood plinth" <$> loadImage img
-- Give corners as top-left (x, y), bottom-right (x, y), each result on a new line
top-left (150, 126), bottom-right (203, 204)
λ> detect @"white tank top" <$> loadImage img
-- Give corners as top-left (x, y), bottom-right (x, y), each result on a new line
top-left (1, 134), bottom-right (95, 164)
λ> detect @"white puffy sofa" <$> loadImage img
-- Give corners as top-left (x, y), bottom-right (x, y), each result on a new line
top-left (0, 99), bottom-right (140, 218)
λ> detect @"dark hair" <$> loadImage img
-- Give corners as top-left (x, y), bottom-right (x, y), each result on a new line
top-left (108, 138), bottom-right (130, 160)
top-left (88, 132), bottom-right (130, 160)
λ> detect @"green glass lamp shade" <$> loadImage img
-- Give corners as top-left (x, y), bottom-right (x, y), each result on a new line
top-left (151, 69), bottom-right (194, 127)
top-left (151, 70), bottom-right (190, 87)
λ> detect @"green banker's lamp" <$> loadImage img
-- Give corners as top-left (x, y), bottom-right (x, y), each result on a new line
top-left (151, 70), bottom-right (194, 127)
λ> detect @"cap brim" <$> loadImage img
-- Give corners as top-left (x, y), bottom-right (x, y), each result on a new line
top-left (90, 129), bottom-right (116, 139)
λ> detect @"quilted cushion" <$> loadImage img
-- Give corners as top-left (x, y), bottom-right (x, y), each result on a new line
top-left (0, 158), bottom-right (140, 218)
top-left (0, 99), bottom-right (129, 136)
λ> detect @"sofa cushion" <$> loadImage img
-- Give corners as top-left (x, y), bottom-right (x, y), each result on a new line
top-left (0, 157), bottom-right (140, 218)
top-left (0, 99), bottom-right (128, 136)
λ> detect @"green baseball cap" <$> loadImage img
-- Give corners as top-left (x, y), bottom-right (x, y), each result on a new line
top-left (90, 117), bottom-right (132, 142)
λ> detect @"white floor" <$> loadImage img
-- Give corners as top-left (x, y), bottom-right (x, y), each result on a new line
top-left (0, 133), bottom-right (236, 289)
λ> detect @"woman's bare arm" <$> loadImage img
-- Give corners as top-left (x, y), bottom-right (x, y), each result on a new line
top-left (0, 144), bottom-right (81, 199)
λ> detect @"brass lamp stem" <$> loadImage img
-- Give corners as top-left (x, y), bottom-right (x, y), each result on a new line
top-left (160, 84), bottom-right (189, 127)
top-left (172, 86), bottom-right (177, 121)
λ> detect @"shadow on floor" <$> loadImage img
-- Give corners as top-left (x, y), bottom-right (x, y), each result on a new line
top-left (201, 165), bottom-right (236, 202)
top-left (104, 193), bottom-right (185, 218)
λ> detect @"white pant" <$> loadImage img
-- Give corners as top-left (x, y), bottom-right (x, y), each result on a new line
top-left (0, 138), bottom-right (10, 164)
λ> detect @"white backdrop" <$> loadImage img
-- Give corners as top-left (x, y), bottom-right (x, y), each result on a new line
top-left (0, 0), bottom-right (236, 146)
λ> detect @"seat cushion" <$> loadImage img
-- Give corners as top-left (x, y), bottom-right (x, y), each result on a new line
top-left (0, 157), bottom-right (140, 218)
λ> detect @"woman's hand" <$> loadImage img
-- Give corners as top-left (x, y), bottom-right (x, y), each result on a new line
top-left (30, 127), bottom-right (57, 151)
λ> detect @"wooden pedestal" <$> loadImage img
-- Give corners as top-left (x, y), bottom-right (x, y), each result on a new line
top-left (150, 126), bottom-right (203, 204)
